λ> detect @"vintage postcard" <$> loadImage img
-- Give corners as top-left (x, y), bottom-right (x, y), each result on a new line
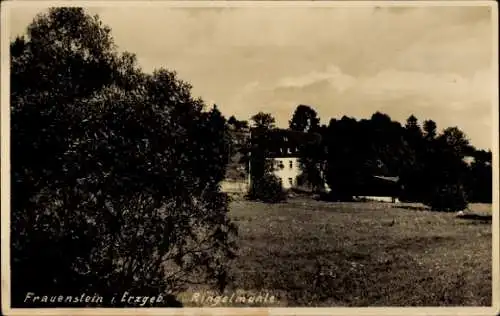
top-left (1, 1), bottom-right (499, 315)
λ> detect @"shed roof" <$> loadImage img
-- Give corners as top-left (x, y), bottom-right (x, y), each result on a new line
top-left (373, 175), bottom-right (400, 183)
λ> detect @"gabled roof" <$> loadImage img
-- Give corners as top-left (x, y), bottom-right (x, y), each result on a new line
top-left (373, 175), bottom-right (400, 183)
top-left (250, 128), bottom-right (321, 158)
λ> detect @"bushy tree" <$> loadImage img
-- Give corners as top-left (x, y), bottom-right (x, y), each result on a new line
top-left (289, 105), bottom-right (325, 192)
top-left (317, 109), bottom-right (486, 209)
top-left (11, 8), bottom-right (237, 307)
top-left (250, 112), bottom-right (275, 129)
top-left (289, 104), bottom-right (320, 133)
top-left (439, 126), bottom-right (472, 157)
top-left (246, 113), bottom-right (287, 202)
top-left (226, 115), bottom-right (251, 180)
top-left (424, 183), bottom-right (468, 212)
top-left (420, 127), bottom-right (471, 211)
top-left (465, 150), bottom-right (492, 203)
top-left (423, 119), bottom-right (437, 140)
top-left (248, 112), bottom-right (276, 181)
top-left (323, 116), bottom-right (363, 201)
top-left (247, 173), bottom-right (287, 203)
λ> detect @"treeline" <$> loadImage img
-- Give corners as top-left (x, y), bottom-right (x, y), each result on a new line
top-left (229, 105), bottom-right (492, 210)
top-left (10, 8), bottom-right (237, 307)
top-left (321, 111), bottom-right (491, 208)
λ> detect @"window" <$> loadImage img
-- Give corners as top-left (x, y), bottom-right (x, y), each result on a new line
top-left (289, 160), bottom-right (293, 169)
top-left (288, 178), bottom-right (293, 186)
top-left (277, 160), bottom-right (284, 169)
top-left (287, 147), bottom-right (292, 154)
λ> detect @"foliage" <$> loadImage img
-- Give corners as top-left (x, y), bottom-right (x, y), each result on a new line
top-left (226, 116), bottom-right (251, 180)
top-left (289, 104), bottom-right (320, 133)
top-left (322, 114), bottom-right (411, 201)
top-left (250, 112), bottom-right (276, 129)
top-left (11, 8), bottom-right (237, 307)
top-left (246, 112), bottom-right (287, 203)
top-left (248, 113), bottom-right (276, 181)
top-left (228, 115), bottom-right (249, 130)
top-left (247, 174), bottom-right (287, 203)
top-left (424, 183), bottom-right (469, 212)
top-left (316, 110), bottom-right (488, 208)
top-left (289, 105), bottom-right (325, 191)
top-left (464, 150), bottom-right (492, 203)
top-left (423, 119), bottom-right (437, 140)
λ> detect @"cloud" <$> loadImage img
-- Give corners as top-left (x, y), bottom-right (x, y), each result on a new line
top-left (276, 65), bottom-right (356, 93)
top-left (232, 64), bottom-right (492, 149)
top-left (7, 4), bottom-right (495, 149)
top-left (357, 69), bottom-right (491, 105)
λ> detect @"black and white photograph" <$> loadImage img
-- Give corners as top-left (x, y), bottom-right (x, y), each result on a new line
top-left (1, 1), bottom-right (499, 314)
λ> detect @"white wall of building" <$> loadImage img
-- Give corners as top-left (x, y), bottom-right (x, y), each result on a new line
top-left (268, 157), bottom-right (301, 189)
top-left (353, 196), bottom-right (400, 203)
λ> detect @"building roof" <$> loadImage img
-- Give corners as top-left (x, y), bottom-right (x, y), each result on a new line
top-left (353, 175), bottom-right (401, 196)
top-left (373, 175), bottom-right (400, 183)
top-left (251, 128), bottom-right (321, 158)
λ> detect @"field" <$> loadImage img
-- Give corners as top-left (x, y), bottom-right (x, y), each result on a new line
top-left (182, 198), bottom-right (492, 307)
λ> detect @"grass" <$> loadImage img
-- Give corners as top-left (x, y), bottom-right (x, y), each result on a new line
top-left (181, 198), bottom-right (492, 307)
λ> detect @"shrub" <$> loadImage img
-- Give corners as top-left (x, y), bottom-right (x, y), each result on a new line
top-left (247, 174), bottom-right (287, 203)
top-left (424, 183), bottom-right (468, 212)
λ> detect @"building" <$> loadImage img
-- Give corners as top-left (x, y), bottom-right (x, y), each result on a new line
top-left (269, 156), bottom-right (301, 189)
top-left (353, 175), bottom-right (401, 203)
top-left (250, 128), bottom-right (323, 190)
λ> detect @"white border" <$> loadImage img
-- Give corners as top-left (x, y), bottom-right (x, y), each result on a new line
top-left (1, 1), bottom-right (499, 315)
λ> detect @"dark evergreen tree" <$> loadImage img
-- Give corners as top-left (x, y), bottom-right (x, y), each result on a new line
top-left (423, 119), bottom-right (438, 140)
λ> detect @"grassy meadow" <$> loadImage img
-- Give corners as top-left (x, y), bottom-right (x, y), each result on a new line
top-left (181, 198), bottom-right (492, 307)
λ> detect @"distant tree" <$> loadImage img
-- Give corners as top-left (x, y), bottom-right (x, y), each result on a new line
top-left (251, 112), bottom-right (276, 129)
top-left (404, 114), bottom-right (424, 144)
top-left (425, 183), bottom-right (468, 212)
top-left (320, 110), bottom-right (483, 208)
top-left (420, 127), bottom-right (471, 211)
top-left (324, 116), bottom-right (364, 200)
top-left (228, 115), bottom-right (249, 130)
top-left (11, 8), bottom-right (237, 307)
top-left (289, 104), bottom-right (320, 133)
top-left (405, 114), bottom-right (419, 129)
top-left (465, 149), bottom-right (492, 203)
top-left (288, 105), bottom-right (325, 191)
top-left (366, 112), bottom-right (409, 175)
top-left (439, 126), bottom-right (471, 158)
top-left (248, 112), bottom-right (275, 182)
top-left (228, 115), bottom-right (238, 126)
top-left (474, 149), bottom-right (493, 163)
top-left (370, 112), bottom-right (392, 126)
top-left (319, 110), bottom-right (484, 209)
top-left (247, 173), bottom-right (287, 203)
top-left (297, 134), bottom-right (325, 192)
top-left (226, 115), bottom-right (251, 180)
top-left (247, 112), bottom-right (287, 202)
top-left (398, 115), bottom-right (426, 202)
top-left (423, 119), bottom-right (437, 140)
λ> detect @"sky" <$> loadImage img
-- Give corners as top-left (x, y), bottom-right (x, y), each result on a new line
top-left (7, 3), bottom-right (497, 150)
